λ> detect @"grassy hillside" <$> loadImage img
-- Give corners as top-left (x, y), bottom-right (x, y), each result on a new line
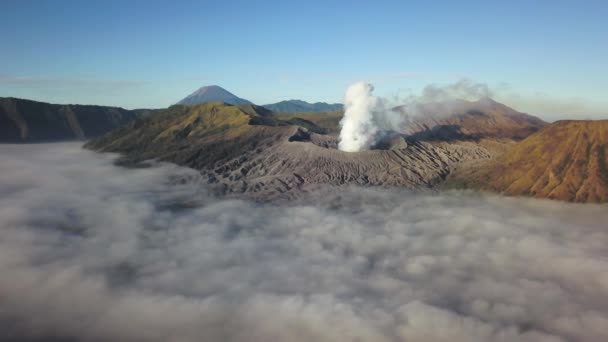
top-left (85, 102), bottom-right (322, 168)
top-left (447, 120), bottom-right (608, 202)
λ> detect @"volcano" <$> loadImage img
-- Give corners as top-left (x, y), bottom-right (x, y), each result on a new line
top-left (84, 98), bottom-right (554, 201)
top-left (177, 85), bottom-right (252, 106)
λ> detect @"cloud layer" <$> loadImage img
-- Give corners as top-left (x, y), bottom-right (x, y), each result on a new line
top-left (1, 143), bottom-right (608, 341)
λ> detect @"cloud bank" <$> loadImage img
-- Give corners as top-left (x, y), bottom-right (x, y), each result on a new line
top-left (1, 143), bottom-right (608, 341)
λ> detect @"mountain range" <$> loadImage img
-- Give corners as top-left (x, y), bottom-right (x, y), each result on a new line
top-left (0, 86), bottom-right (340, 142)
top-left (84, 98), bottom-right (588, 202)
top-left (262, 100), bottom-right (342, 113)
top-left (85, 101), bottom-right (496, 200)
top-left (0, 97), bottom-right (152, 142)
top-left (3, 86), bottom-right (607, 203)
top-left (177, 85), bottom-right (342, 113)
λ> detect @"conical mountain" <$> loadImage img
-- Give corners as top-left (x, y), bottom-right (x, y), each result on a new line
top-left (177, 85), bottom-right (252, 105)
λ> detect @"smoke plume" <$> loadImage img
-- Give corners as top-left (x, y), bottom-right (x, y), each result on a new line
top-left (415, 78), bottom-right (492, 103)
top-left (337, 79), bottom-right (496, 152)
top-left (338, 82), bottom-right (383, 152)
top-left (1, 143), bottom-right (608, 342)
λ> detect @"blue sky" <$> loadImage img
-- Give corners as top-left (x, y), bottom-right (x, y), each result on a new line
top-left (1, 0), bottom-right (606, 119)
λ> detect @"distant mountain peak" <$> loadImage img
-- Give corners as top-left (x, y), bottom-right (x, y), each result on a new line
top-left (263, 99), bottom-right (343, 113)
top-left (177, 85), bottom-right (252, 106)
top-left (190, 85), bottom-right (222, 94)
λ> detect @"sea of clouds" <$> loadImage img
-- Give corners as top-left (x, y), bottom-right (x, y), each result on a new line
top-left (1, 143), bottom-right (608, 342)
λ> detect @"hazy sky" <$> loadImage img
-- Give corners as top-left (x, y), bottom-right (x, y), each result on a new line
top-left (1, 0), bottom-right (606, 119)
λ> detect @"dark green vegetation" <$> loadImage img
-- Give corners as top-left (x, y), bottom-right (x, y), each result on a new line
top-left (0, 97), bottom-right (150, 142)
top-left (263, 100), bottom-right (342, 113)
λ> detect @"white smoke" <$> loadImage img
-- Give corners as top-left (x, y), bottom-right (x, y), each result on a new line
top-left (2, 143), bottom-right (608, 342)
top-left (337, 82), bottom-right (404, 152)
top-left (338, 82), bottom-right (383, 152)
top-left (337, 79), bottom-right (498, 152)
top-left (416, 78), bottom-right (492, 103)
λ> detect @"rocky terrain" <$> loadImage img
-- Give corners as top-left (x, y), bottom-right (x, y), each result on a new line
top-left (85, 100), bottom-right (540, 201)
top-left (202, 128), bottom-right (493, 200)
top-left (447, 120), bottom-right (608, 202)
top-left (0, 97), bottom-right (149, 142)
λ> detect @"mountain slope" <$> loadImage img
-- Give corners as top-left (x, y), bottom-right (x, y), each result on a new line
top-left (448, 120), bottom-right (608, 202)
top-left (397, 98), bottom-right (547, 141)
top-left (274, 111), bottom-right (343, 133)
top-left (177, 85), bottom-right (251, 105)
top-left (86, 102), bottom-right (280, 164)
top-left (263, 100), bottom-right (342, 113)
top-left (0, 97), bottom-right (142, 142)
top-left (274, 98), bottom-right (546, 140)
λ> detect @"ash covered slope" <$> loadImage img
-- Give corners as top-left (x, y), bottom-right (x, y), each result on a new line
top-left (86, 102), bottom-right (494, 200)
top-left (0, 97), bottom-right (143, 142)
top-left (448, 120), bottom-right (608, 203)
